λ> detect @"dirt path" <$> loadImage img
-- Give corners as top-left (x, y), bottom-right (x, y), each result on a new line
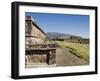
top-left (56, 47), bottom-right (88, 66)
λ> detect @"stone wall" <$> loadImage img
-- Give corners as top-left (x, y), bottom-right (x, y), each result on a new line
top-left (25, 48), bottom-right (56, 65)
top-left (25, 16), bottom-right (56, 66)
top-left (25, 16), bottom-right (46, 45)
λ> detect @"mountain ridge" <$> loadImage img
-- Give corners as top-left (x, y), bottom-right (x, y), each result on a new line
top-left (46, 32), bottom-right (83, 39)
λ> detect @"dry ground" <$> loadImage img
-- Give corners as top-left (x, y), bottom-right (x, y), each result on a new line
top-left (56, 47), bottom-right (88, 66)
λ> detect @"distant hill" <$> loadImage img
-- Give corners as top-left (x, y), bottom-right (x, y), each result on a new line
top-left (46, 32), bottom-right (82, 39)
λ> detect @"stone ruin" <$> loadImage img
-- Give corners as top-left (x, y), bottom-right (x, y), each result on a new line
top-left (25, 16), bottom-right (56, 67)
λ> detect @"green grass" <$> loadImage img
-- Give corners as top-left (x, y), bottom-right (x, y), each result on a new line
top-left (55, 41), bottom-right (89, 62)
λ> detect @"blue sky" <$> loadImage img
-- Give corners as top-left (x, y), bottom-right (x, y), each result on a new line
top-left (25, 12), bottom-right (89, 38)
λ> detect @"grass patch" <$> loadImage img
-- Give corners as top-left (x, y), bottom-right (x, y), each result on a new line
top-left (55, 41), bottom-right (89, 62)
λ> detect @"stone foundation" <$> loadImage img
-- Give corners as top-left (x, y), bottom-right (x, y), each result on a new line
top-left (25, 48), bottom-right (56, 65)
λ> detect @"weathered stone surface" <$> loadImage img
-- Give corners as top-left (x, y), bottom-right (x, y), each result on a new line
top-left (47, 50), bottom-right (56, 65)
top-left (25, 49), bottom-right (56, 65)
top-left (25, 37), bottom-right (44, 45)
top-left (25, 55), bottom-right (47, 63)
top-left (25, 16), bottom-right (56, 66)
top-left (25, 16), bottom-right (46, 44)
